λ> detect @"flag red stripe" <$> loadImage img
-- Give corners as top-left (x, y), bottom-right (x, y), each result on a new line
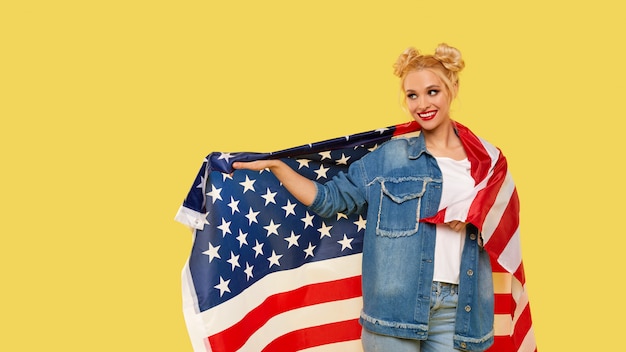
top-left (487, 190), bottom-right (520, 256)
top-left (488, 336), bottom-right (515, 351)
top-left (512, 260), bottom-right (526, 287)
top-left (484, 196), bottom-right (522, 279)
top-left (208, 276), bottom-right (362, 352)
top-left (261, 319), bottom-right (362, 352)
top-left (466, 153), bottom-right (508, 232)
top-left (392, 121), bottom-right (420, 136)
top-left (494, 293), bottom-right (513, 315)
top-left (511, 302), bottom-right (533, 349)
top-left (490, 257), bottom-right (508, 272)
top-left (456, 124), bottom-right (492, 182)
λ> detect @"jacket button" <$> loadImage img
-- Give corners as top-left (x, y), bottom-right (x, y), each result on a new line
top-left (470, 233), bottom-right (477, 240)
top-left (460, 342), bottom-right (467, 348)
top-left (467, 269), bottom-right (474, 276)
top-left (465, 305), bottom-right (471, 312)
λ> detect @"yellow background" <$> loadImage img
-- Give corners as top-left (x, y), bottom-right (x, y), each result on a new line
top-left (2, 1), bottom-right (624, 350)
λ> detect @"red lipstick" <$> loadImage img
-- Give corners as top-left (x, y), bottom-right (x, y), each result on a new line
top-left (417, 110), bottom-right (437, 121)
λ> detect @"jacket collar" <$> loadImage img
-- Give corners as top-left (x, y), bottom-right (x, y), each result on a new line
top-left (401, 130), bottom-right (430, 159)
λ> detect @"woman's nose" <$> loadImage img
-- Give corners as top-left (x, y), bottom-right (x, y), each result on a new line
top-left (416, 96), bottom-right (428, 110)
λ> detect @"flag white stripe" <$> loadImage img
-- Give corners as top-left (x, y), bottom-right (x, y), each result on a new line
top-left (182, 260), bottom-right (212, 352)
top-left (492, 272), bottom-right (512, 294)
top-left (511, 281), bottom-right (529, 326)
top-left (499, 226), bottom-right (522, 273)
top-left (477, 136), bottom-right (501, 168)
top-left (518, 326), bottom-right (537, 352)
top-left (239, 297), bottom-right (363, 351)
top-left (481, 171), bottom-right (516, 244)
top-left (190, 254), bottom-right (362, 335)
top-left (494, 313), bottom-right (512, 336)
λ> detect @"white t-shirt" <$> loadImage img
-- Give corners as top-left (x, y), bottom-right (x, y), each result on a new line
top-left (433, 156), bottom-right (474, 284)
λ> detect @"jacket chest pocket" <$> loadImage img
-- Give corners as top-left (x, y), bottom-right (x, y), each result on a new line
top-left (376, 178), bottom-right (430, 238)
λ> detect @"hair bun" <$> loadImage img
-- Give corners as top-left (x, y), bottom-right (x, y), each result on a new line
top-left (393, 47), bottom-right (421, 78)
top-left (433, 43), bottom-right (465, 73)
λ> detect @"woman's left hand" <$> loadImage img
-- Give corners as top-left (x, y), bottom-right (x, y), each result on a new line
top-left (446, 220), bottom-right (467, 233)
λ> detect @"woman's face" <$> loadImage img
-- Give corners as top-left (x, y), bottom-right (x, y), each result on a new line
top-left (403, 69), bottom-right (454, 131)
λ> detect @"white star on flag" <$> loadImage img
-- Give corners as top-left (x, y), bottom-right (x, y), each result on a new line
top-left (261, 187), bottom-right (277, 205)
top-left (218, 152), bottom-right (234, 163)
top-left (206, 185), bottom-right (223, 203)
top-left (227, 251), bottom-right (240, 271)
top-left (337, 234), bottom-right (354, 251)
top-left (318, 222), bottom-right (333, 238)
top-left (236, 229), bottom-right (248, 248)
top-left (217, 218), bottom-right (232, 237)
top-left (267, 250), bottom-right (283, 268)
top-left (336, 153), bottom-right (351, 165)
top-left (245, 207), bottom-right (260, 225)
top-left (239, 175), bottom-right (256, 193)
top-left (354, 215), bottom-right (367, 231)
top-left (202, 242), bottom-right (221, 262)
top-left (304, 242), bottom-right (316, 258)
top-left (244, 262), bottom-right (254, 280)
top-left (282, 199), bottom-right (297, 217)
top-left (214, 276), bottom-right (231, 297)
top-left (227, 196), bottom-right (240, 214)
top-left (296, 159), bottom-right (311, 169)
top-left (284, 231), bottom-right (301, 248)
top-left (318, 151), bottom-right (332, 160)
top-left (301, 211), bottom-right (315, 229)
top-left (263, 220), bottom-right (281, 237)
top-left (252, 240), bottom-right (264, 258)
top-left (314, 164), bottom-right (330, 179)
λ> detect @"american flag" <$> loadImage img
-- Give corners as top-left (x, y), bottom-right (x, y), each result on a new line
top-left (175, 121), bottom-right (537, 352)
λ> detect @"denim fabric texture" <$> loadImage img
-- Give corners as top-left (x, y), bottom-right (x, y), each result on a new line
top-left (309, 132), bottom-right (494, 351)
top-left (361, 282), bottom-right (459, 352)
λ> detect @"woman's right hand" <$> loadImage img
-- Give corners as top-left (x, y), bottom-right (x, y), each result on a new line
top-left (232, 160), bottom-right (277, 172)
top-left (231, 159), bottom-right (317, 206)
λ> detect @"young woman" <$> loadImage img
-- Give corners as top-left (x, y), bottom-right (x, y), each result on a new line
top-left (233, 43), bottom-right (495, 352)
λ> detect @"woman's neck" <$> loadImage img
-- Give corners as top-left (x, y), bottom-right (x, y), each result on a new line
top-left (423, 121), bottom-right (467, 160)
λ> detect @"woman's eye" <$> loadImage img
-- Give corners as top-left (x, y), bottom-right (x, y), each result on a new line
top-left (428, 90), bottom-right (439, 96)
top-left (407, 93), bottom-right (417, 99)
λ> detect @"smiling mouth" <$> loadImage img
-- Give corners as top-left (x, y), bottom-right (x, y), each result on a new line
top-left (417, 110), bottom-right (437, 121)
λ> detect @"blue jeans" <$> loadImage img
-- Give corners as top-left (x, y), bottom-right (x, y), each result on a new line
top-left (361, 282), bottom-right (459, 352)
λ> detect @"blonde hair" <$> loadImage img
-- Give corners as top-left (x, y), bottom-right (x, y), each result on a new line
top-left (393, 43), bottom-right (465, 100)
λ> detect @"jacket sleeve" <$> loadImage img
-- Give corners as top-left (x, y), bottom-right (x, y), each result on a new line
top-left (308, 159), bottom-right (368, 218)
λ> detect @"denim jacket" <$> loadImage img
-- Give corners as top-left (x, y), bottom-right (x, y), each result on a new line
top-left (309, 132), bottom-right (494, 351)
